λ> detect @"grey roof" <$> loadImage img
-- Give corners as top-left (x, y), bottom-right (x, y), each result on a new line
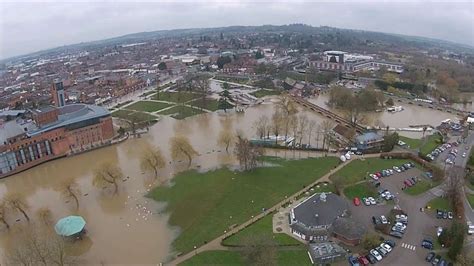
top-left (292, 193), bottom-right (349, 228)
top-left (331, 217), bottom-right (367, 240)
top-left (308, 242), bottom-right (347, 262)
top-left (0, 119), bottom-right (36, 144)
top-left (355, 132), bottom-right (383, 143)
top-left (28, 104), bottom-right (110, 137)
top-left (0, 110), bottom-right (26, 117)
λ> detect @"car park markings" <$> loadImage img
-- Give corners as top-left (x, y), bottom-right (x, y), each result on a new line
top-left (401, 243), bottom-right (416, 251)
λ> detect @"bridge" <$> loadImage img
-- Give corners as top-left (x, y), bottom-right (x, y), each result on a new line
top-left (289, 95), bottom-right (366, 133)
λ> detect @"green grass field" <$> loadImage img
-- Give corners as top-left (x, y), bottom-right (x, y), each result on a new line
top-left (420, 134), bottom-right (443, 156)
top-left (403, 179), bottom-right (440, 196)
top-left (125, 101), bottom-right (172, 112)
top-left (179, 249), bottom-right (311, 266)
top-left (330, 158), bottom-right (413, 186)
top-left (466, 193), bottom-right (474, 209)
top-left (111, 110), bottom-right (157, 122)
top-left (426, 197), bottom-right (452, 211)
top-left (153, 91), bottom-right (202, 103)
top-left (343, 182), bottom-right (377, 199)
top-left (157, 105), bottom-right (205, 119)
top-left (222, 215), bottom-right (301, 247)
top-left (399, 136), bottom-right (422, 149)
top-left (251, 89), bottom-right (281, 98)
top-left (148, 156), bottom-right (339, 253)
top-left (189, 98), bottom-right (220, 111)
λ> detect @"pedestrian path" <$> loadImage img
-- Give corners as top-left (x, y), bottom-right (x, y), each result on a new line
top-left (401, 243), bottom-right (416, 251)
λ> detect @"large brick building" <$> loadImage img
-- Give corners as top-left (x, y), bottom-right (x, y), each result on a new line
top-left (0, 103), bottom-right (114, 178)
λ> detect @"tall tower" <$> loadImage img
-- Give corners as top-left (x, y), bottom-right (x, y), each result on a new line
top-left (51, 80), bottom-right (66, 107)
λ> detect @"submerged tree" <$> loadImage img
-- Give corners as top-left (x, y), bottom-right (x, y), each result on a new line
top-left (5, 192), bottom-right (30, 222)
top-left (93, 162), bottom-right (124, 194)
top-left (0, 201), bottom-right (10, 230)
top-left (60, 178), bottom-right (81, 210)
top-left (234, 135), bottom-right (263, 171)
top-left (140, 146), bottom-right (166, 178)
top-left (217, 128), bottom-right (235, 153)
top-left (170, 135), bottom-right (198, 167)
top-left (36, 207), bottom-right (53, 227)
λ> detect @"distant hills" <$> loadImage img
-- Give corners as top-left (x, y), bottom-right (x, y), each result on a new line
top-left (3, 24), bottom-right (473, 63)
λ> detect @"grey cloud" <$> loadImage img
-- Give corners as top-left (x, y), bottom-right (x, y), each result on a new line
top-left (0, 1), bottom-right (473, 59)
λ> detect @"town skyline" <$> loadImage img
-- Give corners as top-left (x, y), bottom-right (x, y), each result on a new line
top-left (1, 0), bottom-right (473, 60)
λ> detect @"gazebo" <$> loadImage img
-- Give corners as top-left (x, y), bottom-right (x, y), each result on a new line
top-left (54, 215), bottom-right (87, 239)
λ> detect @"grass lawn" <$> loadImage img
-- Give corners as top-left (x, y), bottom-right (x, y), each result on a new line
top-left (466, 193), bottom-right (474, 209)
top-left (111, 110), bottom-right (157, 122)
top-left (157, 105), bottom-right (205, 119)
top-left (330, 158), bottom-right (414, 186)
top-left (148, 156), bottom-right (339, 253)
top-left (180, 250), bottom-right (243, 266)
top-left (125, 101), bottom-right (172, 112)
top-left (426, 197), bottom-right (452, 211)
top-left (153, 91), bottom-right (202, 103)
top-left (179, 249), bottom-right (311, 266)
top-left (343, 182), bottom-right (377, 199)
top-left (222, 215), bottom-right (301, 246)
top-left (251, 89), bottom-right (281, 98)
top-left (404, 179), bottom-right (441, 196)
top-left (399, 136), bottom-right (422, 149)
top-left (419, 134), bottom-right (443, 156)
top-left (189, 98), bottom-right (220, 111)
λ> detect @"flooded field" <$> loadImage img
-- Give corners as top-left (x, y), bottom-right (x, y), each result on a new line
top-left (0, 99), bottom-right (331, 264)
top-left (0, 92), bottom-right (462, 263)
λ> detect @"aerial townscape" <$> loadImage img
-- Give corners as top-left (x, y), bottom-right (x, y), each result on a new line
top-left (0, 2), bottom-right (474, 266)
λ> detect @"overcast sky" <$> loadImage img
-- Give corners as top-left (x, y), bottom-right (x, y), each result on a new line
top-left (0, 0), bottom-right (473, 59)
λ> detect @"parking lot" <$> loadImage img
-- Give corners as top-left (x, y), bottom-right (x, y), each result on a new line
top-left (349, 163), bottom-right (451, 265)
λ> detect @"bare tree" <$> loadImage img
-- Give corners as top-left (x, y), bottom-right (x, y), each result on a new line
top-left (321, 120), bottom-right (334, 152)
top-left (276, 95), bottom-right (298, 141)
top-left (170, 135), bottom-right (198, 167)
top-left (297, 114), bottom-right (309, 145)
top-left (93, 162), bottom-right (124, 194)
top-left (140, 146), bottom-right (166, 178)
top-left (254, 115), bottom-right (270, 139)
top-left (6, 224), bottom-right (75, 266)
top-left (217, 128), bottom-right (235, 153)
top-left (307, 120), bottom-right (317, 147)
top-left (234, 135), bottom-right (264, 171)
top-left (5, 192), bottom-right (30, 222)
top-left (446, 166), bottom-right (465, 216)
top-left (60, 178), bottom-right (81, 210)
top-left (0, 201), bottom-right (10, 230)
top-left (36, 207), bottom-right (53, 227)
top-left (193, 76), bottom-right (210, 111)
top-left (271, 109), bottom-right (283, 145)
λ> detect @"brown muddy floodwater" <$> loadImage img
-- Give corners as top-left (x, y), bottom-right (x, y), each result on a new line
top-left (309, 94), bottom-right (460, 138)
top-left (0, 94), bottom-right (459, 264)
top-left (0, 98), bottom-right (332, 264)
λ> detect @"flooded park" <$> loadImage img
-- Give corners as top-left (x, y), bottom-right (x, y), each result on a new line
top-left (0, 92), bottom-right (467, 264)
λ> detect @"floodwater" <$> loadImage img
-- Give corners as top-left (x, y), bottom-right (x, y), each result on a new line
top-left (0, 98), bottom-right (332, 264)
top-left (0, 92), bottom-right (461, 263)
top-left (308, 94), bottom-right (460, 138)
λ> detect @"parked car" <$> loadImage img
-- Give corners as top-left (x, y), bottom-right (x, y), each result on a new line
top-left (448, 212), bottom-right (453, 219)
top-left (375, 172), bottom-right (382, 178)
top-left (411, 177), bottom-right (417, 184)
top-left (389, 231), bottom-right (403, 238)
top-left (436, 209), bottom-right (444, 219)
top-left (438, 259), bottom-right (447, 266)
top-left (370, 249), bottom-right (383, 261)
top-left (443, 211), bottom-right (448, 219)
top-left (425, 252), bottom-right (435, 262)
top-left (375, 247), bottom-right (387, 257)
top-left (393, 166), bottom-right (401, 172)
top-left (348, 255), bottom-right (360, 266)
top-left (366, 254), bottom-right (377, 264)
top-left (404, 180), bottom-right (413, 187)
top-left (353, 197), bottom-right (361, 206)
top-left (358, 255), bottom-right (370, 266)
top-left (432, 255), bottom-right (441, 265)
top-left (372, 216), bottom-right (381, 225)
top-left (380, 215), bottom-right (389, 224)
top-left (368, 197), bottom-right (377, 205)
top-left (383, 239), bottom-right (396, 247)
top-left (370, 174), bottom-right (379, 180)
top-left (380, 243), bottom-right (392, 252)
top-left (437, 227), bottom-right (443, 237)
top-left (422, 239), bottom-right (434, 250)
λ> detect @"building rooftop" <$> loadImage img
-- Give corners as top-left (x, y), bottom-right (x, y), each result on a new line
top-left (291, 193), bottom-right (349, 228)
top-left (355, 132), bottom-right (383, 143)
top-left (0, 104), bottom-right (110, 144)
top-left (308, 242), bottom-right (347, 263)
